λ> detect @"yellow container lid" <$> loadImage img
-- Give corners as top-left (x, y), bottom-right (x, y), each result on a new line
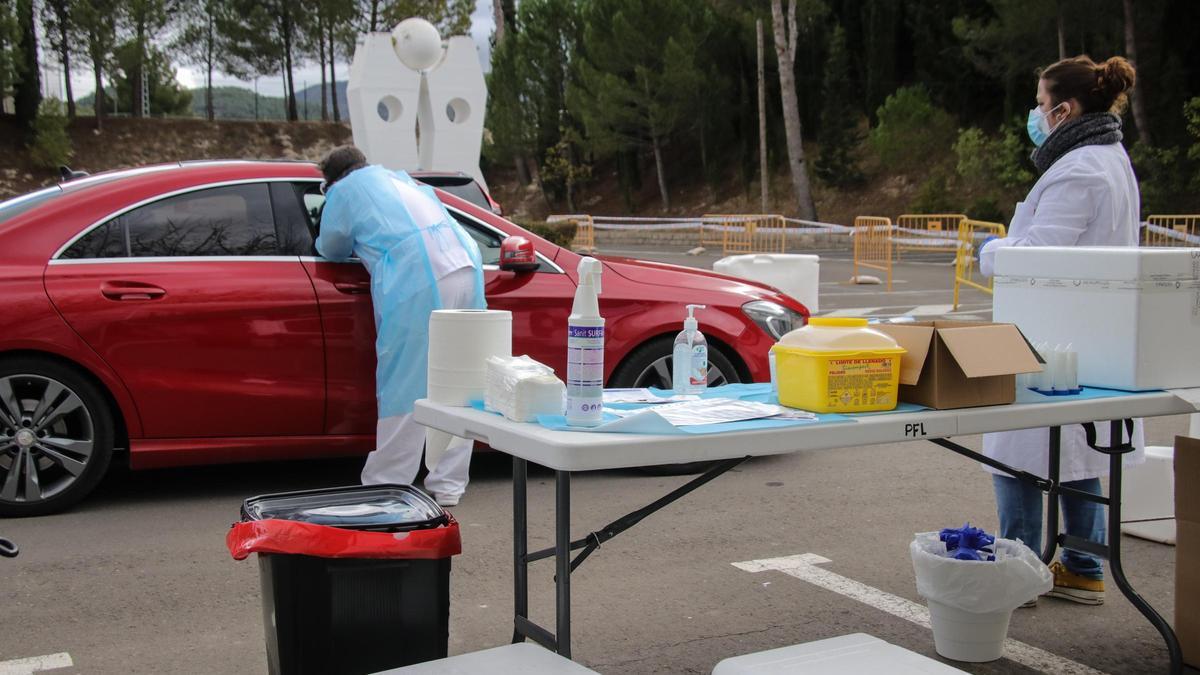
top-left (774, 317), bottom-right (903, 353)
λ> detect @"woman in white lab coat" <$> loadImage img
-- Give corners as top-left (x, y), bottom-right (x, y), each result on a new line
top-left (978, 55), bottom-right (1140, 607)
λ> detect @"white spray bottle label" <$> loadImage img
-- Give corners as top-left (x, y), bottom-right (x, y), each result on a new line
top-left (567, 323), bottom-right (605, 425)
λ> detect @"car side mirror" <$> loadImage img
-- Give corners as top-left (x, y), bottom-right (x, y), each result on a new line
top-left (498, 236), bottom-right (539, 273)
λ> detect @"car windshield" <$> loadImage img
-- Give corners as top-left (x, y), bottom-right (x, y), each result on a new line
top-left (0, 187), bottom-right (63, 225)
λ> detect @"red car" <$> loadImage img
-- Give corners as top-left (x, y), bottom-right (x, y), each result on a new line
top-left (0, 161), bottom-right (809, 515)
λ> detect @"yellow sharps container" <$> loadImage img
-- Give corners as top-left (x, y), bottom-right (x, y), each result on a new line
top-left (771, 317), bottom-right (905, 413)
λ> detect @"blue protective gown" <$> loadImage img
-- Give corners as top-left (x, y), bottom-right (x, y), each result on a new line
top-left (316, 166), bottom-right (485, 417)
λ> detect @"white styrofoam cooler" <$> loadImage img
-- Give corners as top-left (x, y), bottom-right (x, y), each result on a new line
top-left (713, 254), bottom-right (820, 314)
top-left (1121, 445), bottom-right (1176, 544)
top-left (712, 633), bottom-right (965, 674)
top-left (993, 247), bottom-right (1200, 390)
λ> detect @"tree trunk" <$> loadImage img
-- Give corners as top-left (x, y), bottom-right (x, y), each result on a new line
top-left (318, 13), bottom-right (329, 122)
top-left (492, 0), bottom-right (505, 44)
top-left (205, 13), bottom-right (215, 121)
top-left (283, 13), bottom-right (298, 122)
top-left (369, 0), bottom-right (379, 32)
top-left (514, 156), bottom-right (530, 186)
top-left (1056, 1), bottom-right (1066, 60)
top-left (1122, 0), bottom-right (1152, 145)
top-left (55, 5), bottom-right (76, 118)
top-left (328, 21), bottom-right (340, 123)
top-left (757, 18), bottom-right (768, 213)
top-left (92, 55), bottom-right (105, 131)
top-left (651, 133), bottom-right (670, 211)
top-left (770, 0), bottom-right (817, 221)
top-left (133, 17), bottom-right (146, 117)
top-left (14, 0), bottom-right (41, 132)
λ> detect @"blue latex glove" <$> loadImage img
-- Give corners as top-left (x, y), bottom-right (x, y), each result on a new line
top-left (940, 523), bottom-right (996, 561)
top-left (976, 235), bottom-right (1000, 261)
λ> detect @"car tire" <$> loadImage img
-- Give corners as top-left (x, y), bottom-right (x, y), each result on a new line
top-left (608, 336), bottom-right (745, 476)
top-left (0, 357), bottom-right (115, 517)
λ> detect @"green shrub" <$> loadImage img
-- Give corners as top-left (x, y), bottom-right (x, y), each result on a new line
top-left (29, 99), bottom-right (73, 170)
top-left (1130, 143), bottom-right (1200, 214)
top-left (908, 170), bottom-right (960, 214)
top-left (869, 86), bottom-right (956, 173)
top-left (966, 197), bottom-right (1005, 223)
top-left (516, 219), bottom-right (577, 248)
top-left (954, 124), bottom-right (1033, 192)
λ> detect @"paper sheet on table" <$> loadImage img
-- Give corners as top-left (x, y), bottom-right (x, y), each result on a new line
top-left (599, 398), bottom-right (784, 426)
top-left (603, 388), bottom-right (700, 404)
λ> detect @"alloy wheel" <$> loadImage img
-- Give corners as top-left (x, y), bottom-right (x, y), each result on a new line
top-left (0, 374), bottom-right (96, 505)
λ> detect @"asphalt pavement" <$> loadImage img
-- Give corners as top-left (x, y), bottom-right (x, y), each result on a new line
top-left (1, 250), bottom-right (1193, 674)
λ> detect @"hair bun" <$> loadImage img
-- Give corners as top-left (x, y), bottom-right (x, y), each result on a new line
top-left (1097, 56), bottom-right (1136, 98)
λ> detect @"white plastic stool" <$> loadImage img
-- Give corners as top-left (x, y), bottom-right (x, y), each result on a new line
top-left (1121, 413), bottom-right (1200, 545)
top-left (712, 633), bottom-right (965, 674)
top-left (375, 643), bottom-right (599, 674)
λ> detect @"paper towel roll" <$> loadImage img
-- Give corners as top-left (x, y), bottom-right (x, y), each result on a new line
top-left (426, 309), bottom-right (512, 470)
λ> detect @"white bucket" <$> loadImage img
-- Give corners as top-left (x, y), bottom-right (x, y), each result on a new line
top-left (926, 599), bottom-right (1011, 662)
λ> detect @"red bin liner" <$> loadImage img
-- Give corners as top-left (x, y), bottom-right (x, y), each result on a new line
top-left (227, 515), bottom-right (461, 561)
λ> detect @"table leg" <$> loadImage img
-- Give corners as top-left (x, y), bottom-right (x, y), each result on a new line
top-left (555, 469), bottom-right (572, 658)
top-left (1041, 426), bottom-right (1062, 564)
top-left (1104, 421), bottom-right (1183, 674)
top-left (512, 457), bottom-right (528, 645)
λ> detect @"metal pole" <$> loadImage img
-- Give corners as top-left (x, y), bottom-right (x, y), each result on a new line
top-left (555, 470), bottom-right (571, 658)
top-left (756, 19), bottom-right (768, 213)
top-left (1041, 426), bottom-right (1062, 564)
top-left (511, 458), bottom-right (528, 644)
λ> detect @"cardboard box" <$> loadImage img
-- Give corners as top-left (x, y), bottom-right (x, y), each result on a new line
top-left (1177, 435), bottom-right (1200, 669)
top-left (875, 321), bottom-right (1042, 409)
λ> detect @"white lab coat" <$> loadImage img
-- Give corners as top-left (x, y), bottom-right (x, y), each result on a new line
top-left (979, 142), bottom-right (1144, 482)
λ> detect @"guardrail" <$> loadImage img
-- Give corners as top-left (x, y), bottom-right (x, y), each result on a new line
top-left (893, 214), bottom-right (967, 260)
top-left (1143, 215), bottom-right (1200, 247)
top-left (953, 219), bottom-right (1006, 310)
top-left (852, 216), bottom-right (894, 291)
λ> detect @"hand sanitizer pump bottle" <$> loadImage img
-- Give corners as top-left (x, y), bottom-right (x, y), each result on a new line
top-left (672, 304), bottom-right (708, 395)
top-left (566, 258), bottom-right (604, 426)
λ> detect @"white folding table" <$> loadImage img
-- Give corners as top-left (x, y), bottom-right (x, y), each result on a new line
top-left (415, 390), bottom-right (1195, 673)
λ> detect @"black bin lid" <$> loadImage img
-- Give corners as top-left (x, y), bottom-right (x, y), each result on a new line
top-left (241, 484), bottom-right (448, 532)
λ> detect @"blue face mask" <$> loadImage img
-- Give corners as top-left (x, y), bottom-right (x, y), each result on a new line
top-left (1027, 103), bottom-right (1066, 147)
top-left (1026, 107), bottom-right (1051, 147)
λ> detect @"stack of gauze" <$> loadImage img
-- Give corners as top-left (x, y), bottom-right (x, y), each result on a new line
top-left (426, 309), bottom-right (512, 468)
top-left (485, 355), bottom-right (565, 422)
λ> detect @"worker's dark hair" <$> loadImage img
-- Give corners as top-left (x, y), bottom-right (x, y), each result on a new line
top-left (1039, 55), bottom-right (1136, 114)
top-left (319, 145), bottom-right (368, 188)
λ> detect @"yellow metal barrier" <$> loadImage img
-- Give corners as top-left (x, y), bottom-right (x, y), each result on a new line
top-left (953, 219), bottom-right (1006, 310)
top-left (853, 216), bottom-right (893, 292)
top-left (893, 213), bottom-right (967, 260)
top-left (1143, 214), bottom-right (1200, 247)
top-left (547, 214), bottom-right (596, 252)
top-left (703, 214), bottom-right (788, 255)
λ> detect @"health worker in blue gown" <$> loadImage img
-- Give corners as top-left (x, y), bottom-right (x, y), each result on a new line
top-left (315, 146), bottom-right (485, 507)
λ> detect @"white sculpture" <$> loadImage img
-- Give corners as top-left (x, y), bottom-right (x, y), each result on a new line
top-left (347, 18), bottom-right (489, 189)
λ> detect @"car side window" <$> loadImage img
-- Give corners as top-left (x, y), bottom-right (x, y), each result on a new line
top-left (448, 211), bottom-right (503, 266)
top-left (122, 184), bottom-right (278, 257)
top-left (269, 182), bottom-right (316, 255)
top-left (61, 220), bottom-right (127, 258)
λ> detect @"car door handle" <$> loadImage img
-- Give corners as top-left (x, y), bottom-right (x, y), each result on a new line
top-left (333, 281), bottom-right (371, 295)
top-left (100, 281), bottom-right (167, 301)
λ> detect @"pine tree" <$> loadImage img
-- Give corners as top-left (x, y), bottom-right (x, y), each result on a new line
top-left (815, 24), bottom-right (864, 187)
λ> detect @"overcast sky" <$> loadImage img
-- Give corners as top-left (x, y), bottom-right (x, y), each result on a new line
top-left (64, 0), bottom-right (496, 99)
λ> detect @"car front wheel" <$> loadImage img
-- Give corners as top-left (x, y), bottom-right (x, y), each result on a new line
top-left (0, 357), bottom-right (115, 517)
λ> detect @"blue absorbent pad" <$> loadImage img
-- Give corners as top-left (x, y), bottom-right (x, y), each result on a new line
top-left (469, 385), bottom-right (853, 435)
top-left (1014, 385), bottom-right (1160, 405)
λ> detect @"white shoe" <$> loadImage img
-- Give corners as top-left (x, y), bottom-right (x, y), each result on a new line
top-left (434, 493), bottom-right (460, 507)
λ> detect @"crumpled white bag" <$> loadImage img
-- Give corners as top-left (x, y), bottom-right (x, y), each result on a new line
top-left (910, 531), bottom-right (1053, 614)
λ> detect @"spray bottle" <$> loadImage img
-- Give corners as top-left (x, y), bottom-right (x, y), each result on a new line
top-left (672, 304), bottom-right (708, 395)
top-left (566, 257), bottom-right (604, 426)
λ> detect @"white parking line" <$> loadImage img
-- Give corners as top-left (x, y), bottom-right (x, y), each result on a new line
top-left (0, 653), bottom-right (74, 675)
top-left (904, 304), bottom-right (954, 316)
top-left (733, 553), bottom-right (1105, 675)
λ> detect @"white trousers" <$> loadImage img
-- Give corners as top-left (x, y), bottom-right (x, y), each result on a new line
top-left (361, 266), bottom-right (478, 496)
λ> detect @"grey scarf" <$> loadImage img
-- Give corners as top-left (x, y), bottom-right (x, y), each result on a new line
top-left (1031, 112), bottom-right (1123, 174)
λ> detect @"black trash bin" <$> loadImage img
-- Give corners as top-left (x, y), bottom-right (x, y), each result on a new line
top-left (231, 485), bottom-right (460, 675)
